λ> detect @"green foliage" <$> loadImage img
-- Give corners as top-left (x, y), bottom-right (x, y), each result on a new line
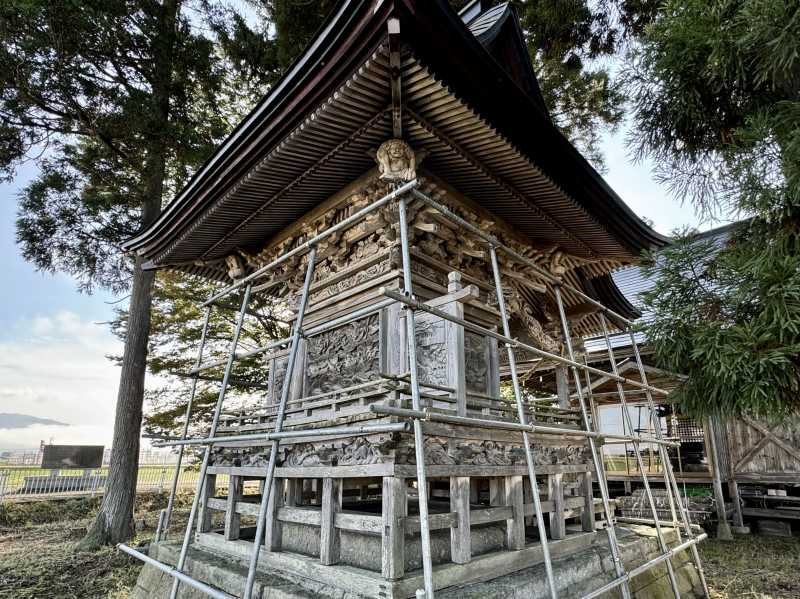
top-left (123, 272), bottom-right (289, 437)
top-left (641, 222), bottom-right (800, 420)
top-left (630, 0), bottom-right (800, 420)
top-left (625, 0), bottom-right (800, 217)
top-left (1, 0), bottom-right (276, 292)
top-left (514, 0), bottom-right (656, 165)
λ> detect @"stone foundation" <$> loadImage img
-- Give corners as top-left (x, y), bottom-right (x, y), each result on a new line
top-left (131, 525), bottom-right (703, 599)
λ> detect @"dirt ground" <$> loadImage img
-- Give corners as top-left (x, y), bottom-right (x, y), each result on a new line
top-left (0, 494), bottom-right (187, 599)
top-left (1, 496), bottom-right (798, 598)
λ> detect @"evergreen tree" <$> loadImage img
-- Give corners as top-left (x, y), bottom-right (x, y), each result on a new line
top-left (630, 0), bottom-right (800, 420)
top-left (0, 0), bottom-right (278, 547)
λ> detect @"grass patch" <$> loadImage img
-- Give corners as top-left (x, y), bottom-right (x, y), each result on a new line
top-left (700, 533), bottom-right (800, 598)
top-left (1, 493), bottom-right (798, 598)
top-left (0, 493), bottom-right (190, 599)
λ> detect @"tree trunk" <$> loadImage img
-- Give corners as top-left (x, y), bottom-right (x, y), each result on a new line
top-left (79, 0), bottom-right (178, 550)
top-left (79, 254), bottom-right (157, 549)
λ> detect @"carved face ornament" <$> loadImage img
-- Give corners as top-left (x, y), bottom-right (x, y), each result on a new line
top-left (375, 138), bottom-right (416, 182)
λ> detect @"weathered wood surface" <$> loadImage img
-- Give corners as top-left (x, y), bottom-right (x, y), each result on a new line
top-left (726, 417), bottom-right (800, 480)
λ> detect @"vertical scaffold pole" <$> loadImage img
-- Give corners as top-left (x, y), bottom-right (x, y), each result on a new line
top-left (157, 306), bottom-right (213, 542)
top-left (170, 284), bottom-right (253, 599)
top-left (488, 245), bottom-right (558, 599)
top-left (552, 284), bottom-right (632, 599)
top-left (598, 314), bottom-right (682, 598)
top-left (398, 195), bottom-right (435, 599)
top-left (627, 330), bottom-right (711, 598)
top-left (242, 247), bottom-right (317, 599)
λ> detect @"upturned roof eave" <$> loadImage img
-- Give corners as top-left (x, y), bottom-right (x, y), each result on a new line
top-left (123, 0), bottom-right (385, 257)
top-left (398, 0), bottom-right (668, 255)
top-left (125, 0), bottom-right (667, 263)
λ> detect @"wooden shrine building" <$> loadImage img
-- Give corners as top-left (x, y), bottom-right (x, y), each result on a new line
top-left (123, 2), bottom-right (708, 598)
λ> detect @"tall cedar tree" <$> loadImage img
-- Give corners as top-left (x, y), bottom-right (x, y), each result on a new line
top-left (628, 0), bottom-right (800, 420)
top-left (0, 0), bottom-right (279, 547)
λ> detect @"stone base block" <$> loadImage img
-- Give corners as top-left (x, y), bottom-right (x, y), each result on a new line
top-left (131, 526), bottom-right (704, 599)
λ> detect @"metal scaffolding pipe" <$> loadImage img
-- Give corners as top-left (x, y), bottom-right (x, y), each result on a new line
top-left (580, 533), bottom-right (708, 599)
top-left (597, 314), bottom-right (681, 599)
top-left (157, 305), bottom-right (212, 542)
top-left (152, 422), bottom-right (410, 448)
top-left (118, 544), bottom-right (236, 599)
top-left (369, 405), bottom-right (679, 447)
top-left (553, 284), bottom-right (632, 599)
top-left (409, 188), bottom-right (636, 328)
top-left (171, 284), bottom-right (253, 599)
top-left (243, 247), bottom-right (317, 599)
top-left (626, 330), bottom-right (711, 598)
top-left (203, 180), bottom-right (418, 306)
top-left (380, 288), bottom-right (669, 396)
top-left (489, 244), bottom-right (558, 599)
top-left (398, 196), bottom-right (436, 599)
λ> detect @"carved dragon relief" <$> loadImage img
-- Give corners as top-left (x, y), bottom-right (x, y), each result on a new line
top-left (304, 314), bottom-right (380, 396)
top-left (394, 436), bottom-right (591, 467)
top-left (414, 315), bottom-right (448, 387)
top-left (465, 331), bottom-right (489, 393)
top-left (209, 434), bottom-right (591, 469)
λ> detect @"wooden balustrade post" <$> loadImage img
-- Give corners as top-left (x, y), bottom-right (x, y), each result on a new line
top-left (581, 471), bottom-right (595, 532)
top-left (197, 473), bottom-right (217, 534)
top-left (264, 477), bottom-right (285, 551)
top-left (224, 475), bottom-right (243, 540)
top-left (382, 477), bottom-right (406, 580)
top-left (505, 475), bottom-right (525, 550)
top-left (320, 478), bottom-right (342, 565)
top-left (548, 473), bottom-right (566, 540)
top-left (450, 476), bottom-right (472, 563)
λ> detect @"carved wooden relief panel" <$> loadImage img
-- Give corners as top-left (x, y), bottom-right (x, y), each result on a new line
top-left (465, 331), bottom-right (489, 394)
top-left (414, 314), bottom-right (448, 387)
top-left (304, 313), bottom-right (380, 396)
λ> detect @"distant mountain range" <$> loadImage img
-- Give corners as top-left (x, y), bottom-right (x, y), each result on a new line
top-left (0, 413), bottom-right (68, 429)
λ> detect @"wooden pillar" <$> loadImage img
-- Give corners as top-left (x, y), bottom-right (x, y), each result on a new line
top-left (469, 478), bottom-right (479, 504)
top-left (548, 473), bottom-right (566, 540)
top-left (505, 475), bottom-right (525, 550)
top-left (445, 272), bottom-right (467, 417)
top-left (320, 478), bottom-right (342, 565)
top-left (523, 478), bottom-right (534, 526)
top-left (728, 478), bottom-right (747, 531)
top-left (723, 421), bottom-right (747, 532)
top-left (264, 478), bottom-right (285, 551)
top-left (556, 366), bottom-right (570, 409)
top-left (450, 476), bottom-right (472, 563)
top-left (382, 477), bottom-right (406, 580)
top-left (705, 417), bottom-right (733, 540)
top-left (581, 471), bottom-right (595, 532)
top-left (224, 475), bottom-right (243, 540)
top-left (197, 473), bottom-right (217, 534)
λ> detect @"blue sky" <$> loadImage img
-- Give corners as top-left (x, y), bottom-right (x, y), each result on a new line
top-left (0, 123), bottom-right (708, 450)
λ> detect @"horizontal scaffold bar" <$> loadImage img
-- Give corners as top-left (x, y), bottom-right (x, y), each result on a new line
top-left (190, 298), bottom-right (396, 374)
top-left (152, 422), bottom-right (411, 448)
top-left (170, 371), bottom-right (269, 390)
top-left (118, 544), bottom-right (235, 599)
top-left (380, 288), bottom-right (670, 397)
top-left (580, 533), bottom-right (708, 599)
top-left (203, 180), bottom-right (419, 307)
top-left (370, 405), bottom-right (679, 447)
top-left (409, 188), bottom-right (636, 328)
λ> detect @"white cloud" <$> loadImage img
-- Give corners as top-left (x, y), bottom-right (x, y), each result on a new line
top-left (0, 311), bottom-right (122, 450)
